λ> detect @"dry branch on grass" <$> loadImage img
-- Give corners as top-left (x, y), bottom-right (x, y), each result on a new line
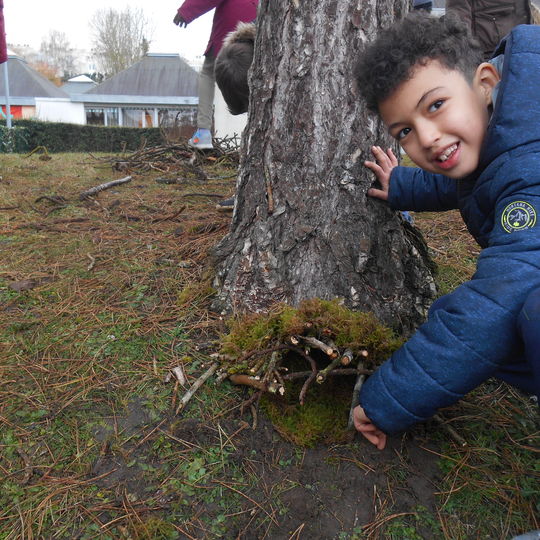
top-left (79, 176), bottom-right (133, 200)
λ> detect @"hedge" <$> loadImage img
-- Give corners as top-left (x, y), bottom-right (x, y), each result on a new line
top-left (0, 119), bottom-right (166, 153)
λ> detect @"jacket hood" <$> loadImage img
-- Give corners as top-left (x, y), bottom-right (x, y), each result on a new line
top-left (222, 21), bottom-right (256, 49)
top-left (479, 25), bottom-right (540, 170)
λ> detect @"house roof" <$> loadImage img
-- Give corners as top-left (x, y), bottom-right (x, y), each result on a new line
top-left (61, 79), bottom-right (97, 96)
top-left (0, 55), bottom-right (69, 101)
top-left (85, 53), bottom-right (198, 98)
top-left (68, 75), bottom-right (95, 83)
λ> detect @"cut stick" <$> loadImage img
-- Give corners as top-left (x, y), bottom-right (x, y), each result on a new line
top-left (175, 363), bottom-right (218, 414)
top-left (171, 365), bottom-right (187, 386)
top-left (316, 355), bottom-right (343, 383)
top-left (299, 336), bottom-right (338, 358)
top-left (348, 361), bottom-right (367, 430)
top-left (340, 349), bottom-right (354, 366)
top-left (79, 176), bottom-right (132, 200)
top-left (229, 373), bottom-right (281, 394)
top-left (433, 414), bottom-right (467, 447)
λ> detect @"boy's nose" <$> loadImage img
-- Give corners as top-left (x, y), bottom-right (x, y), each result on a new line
top-left (417, 121), bottom-right (440, 149)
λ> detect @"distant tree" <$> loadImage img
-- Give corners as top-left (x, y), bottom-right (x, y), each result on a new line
top-left (31, 61), bottom-right (62, 86)
top-left (90, 7), bottom-right (152, 76)
top-left (39, 30), bottom-right (76, 79)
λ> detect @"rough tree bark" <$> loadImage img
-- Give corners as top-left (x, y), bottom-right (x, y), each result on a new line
top-left (213, 0), bottom-right (437, 334)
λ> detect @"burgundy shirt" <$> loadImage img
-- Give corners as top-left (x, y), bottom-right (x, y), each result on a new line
top-left (177, 0), bottom-right (258, 57)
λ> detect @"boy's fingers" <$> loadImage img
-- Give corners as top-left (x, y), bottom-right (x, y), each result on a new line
top-left (387, 148), bottom-right (398, 166)
top-left (361, 430), bottom-right (380, 446)
top-left (372, 145), bottom-right (393, 163)
top-left (367, 188), bottom-right (389, 201)
top-left (359, 429), bottom-right (386, 449)
top-left (364, 160), bottom-right (382, 172)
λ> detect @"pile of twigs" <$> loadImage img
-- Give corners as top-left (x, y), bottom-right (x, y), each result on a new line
top-left (89, 136), bottom-right (241, 175)
top-left (205, 299), bottom-right (403, 427)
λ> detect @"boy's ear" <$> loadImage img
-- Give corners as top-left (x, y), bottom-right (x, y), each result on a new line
top-left (473, 62), bottom-right (501, 106)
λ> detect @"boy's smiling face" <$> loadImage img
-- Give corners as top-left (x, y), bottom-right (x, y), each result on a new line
top-left (379, 60), bottom-right (499, 179)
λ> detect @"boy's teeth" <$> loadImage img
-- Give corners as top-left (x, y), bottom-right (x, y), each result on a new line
top-left (438, 144), bottom-right (457, 162)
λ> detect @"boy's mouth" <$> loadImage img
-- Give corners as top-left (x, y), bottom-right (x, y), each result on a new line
top-left (434, 143), bottom-right (460, 169)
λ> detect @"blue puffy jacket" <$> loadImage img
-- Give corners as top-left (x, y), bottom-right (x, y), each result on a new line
top-left (359, 25), bottom-right (540, 435)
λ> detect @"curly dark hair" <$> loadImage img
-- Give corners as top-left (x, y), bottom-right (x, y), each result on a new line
top-left (354, 12), bottom-right (484, 113)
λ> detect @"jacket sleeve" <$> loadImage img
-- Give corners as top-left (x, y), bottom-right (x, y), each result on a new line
top-left (177, 0), bottom-right (224, 23)
top-left (388, 166), bottom-right (459, 212)
top-left (360, 186), bottom-right (540, 435)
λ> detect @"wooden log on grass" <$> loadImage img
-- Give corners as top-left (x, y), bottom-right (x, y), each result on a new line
top-left (79, 176), bottom-right (132, 200)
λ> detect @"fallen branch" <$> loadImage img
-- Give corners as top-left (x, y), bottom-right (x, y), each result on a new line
top-left (86, 253), bottom-right (96, 271)
top-left (16, 448), bottom-right (33, 485)
top-left (175, 363), bottom-right (218, 414)
top-left (24, 146), bottom-right (50, 159)
top-left (433, 414), bottom-right (467, 447)
top-left (35, 195), bottom-right (67, 205)
top-left (171, 365), bottom-right (187, 386)
top-left (150, 206), bottom-right (186, 224)
top-left (79, 176), bottom-right (132, 200)
top-left (182, 192), bottom-right (225, 199)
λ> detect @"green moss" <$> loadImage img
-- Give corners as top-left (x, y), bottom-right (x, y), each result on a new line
top-left (261, 377), bottom-right (354, 447)
top-left (220, 298), bottom-right (403, 373)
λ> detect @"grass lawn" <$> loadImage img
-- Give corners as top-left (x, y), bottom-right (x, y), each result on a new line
top-left (0, 151), bottom-right (538, 539)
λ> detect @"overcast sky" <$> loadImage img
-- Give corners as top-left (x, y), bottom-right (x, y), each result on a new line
top-left (3, 0), bottom-right (213, 64)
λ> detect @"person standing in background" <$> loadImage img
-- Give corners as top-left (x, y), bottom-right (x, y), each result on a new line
top-left (174, 0), bottom-right (258, 150)
top-left (413, 0), bottom-right (433, 13)
top-left (446, 0), bottom-right (532, 60)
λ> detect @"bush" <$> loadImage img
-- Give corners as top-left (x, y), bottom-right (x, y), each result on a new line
top-left (0, 125), bottom-right (30, 153)
top-left (0, 119), bottom-right (166, 153)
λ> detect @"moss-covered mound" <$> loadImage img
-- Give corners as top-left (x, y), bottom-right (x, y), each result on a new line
top-left (218, 298), bottom-right (404, 446)
top-left (220, 297), bottom-right (403, 374)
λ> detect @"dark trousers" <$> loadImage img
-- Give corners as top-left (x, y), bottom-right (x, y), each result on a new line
top-left (413, 2), bottom-right (433, 13)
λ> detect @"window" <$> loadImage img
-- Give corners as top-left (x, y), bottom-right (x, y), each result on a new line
top-left (86, 108), bottom-right (104, 125)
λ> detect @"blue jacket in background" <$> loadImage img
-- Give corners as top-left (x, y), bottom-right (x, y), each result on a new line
top-left (359, 25), bottom-right (540, 435)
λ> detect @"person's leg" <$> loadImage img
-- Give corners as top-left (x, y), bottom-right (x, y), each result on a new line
top-left (189, 54), bottom-right (215, 149)
top-left (197, 54), bottom-right (216, 130)
top-left (413, 2), bottom-right (432, 12)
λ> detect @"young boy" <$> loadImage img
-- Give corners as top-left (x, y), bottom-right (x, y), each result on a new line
top-left (215, 21), bottom-right (256, 115)
top-left (352, 12), bottom-right (540, 450)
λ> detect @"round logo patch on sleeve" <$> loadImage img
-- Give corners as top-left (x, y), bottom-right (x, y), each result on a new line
top-left (501, 201), bottom-right (537, 233)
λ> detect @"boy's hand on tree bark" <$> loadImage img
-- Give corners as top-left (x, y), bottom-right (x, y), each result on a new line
top-left (353, 405), bottom-right (387, 450)
top-left (365, 146), bottom-right (398, 201)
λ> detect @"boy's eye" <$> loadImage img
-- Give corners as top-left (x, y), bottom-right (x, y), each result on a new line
top-left (428, 99), bottom-right (444, 112)
top-left (396, 127), bottom-right (411, 140)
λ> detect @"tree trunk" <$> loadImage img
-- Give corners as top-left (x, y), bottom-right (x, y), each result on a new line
top-left (213, 0), bottom-right (437, 334)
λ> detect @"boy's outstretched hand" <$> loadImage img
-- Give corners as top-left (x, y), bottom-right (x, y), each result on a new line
top-left (353, 405), bottom-right (387, 450)
top-left (365, 146), bottom-right (398, 201)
